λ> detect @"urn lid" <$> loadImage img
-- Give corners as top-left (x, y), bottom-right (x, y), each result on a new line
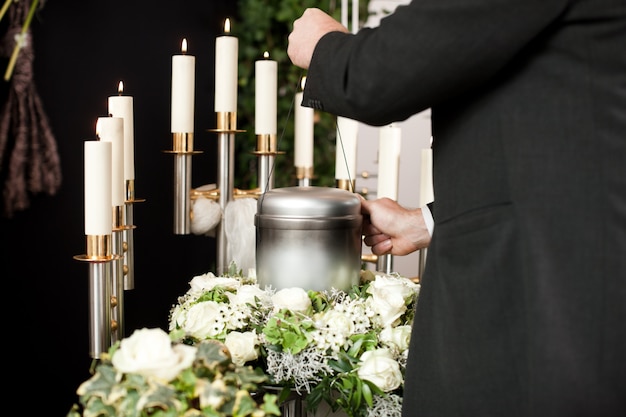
top-left (256, 186), bottom-right (361, 218)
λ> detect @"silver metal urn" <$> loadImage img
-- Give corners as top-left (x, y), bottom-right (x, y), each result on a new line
top-left (255, 186), bottom-right (362, 291)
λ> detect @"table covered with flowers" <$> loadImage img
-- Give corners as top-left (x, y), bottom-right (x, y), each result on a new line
top-left (67, 265), bottom-right (420, 417)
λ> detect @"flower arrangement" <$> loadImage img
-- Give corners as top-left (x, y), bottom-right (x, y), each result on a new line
top-left (168, 265), bottom-right (420, 417)
top-left (67, 327), bottom-right (281, 417)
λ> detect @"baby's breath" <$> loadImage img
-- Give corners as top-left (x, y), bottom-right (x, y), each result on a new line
top-left (266, 348), bottom-right (334, 394)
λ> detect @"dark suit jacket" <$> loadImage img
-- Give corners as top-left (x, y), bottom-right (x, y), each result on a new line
top-left (302, 1), bottom-right (626, 416)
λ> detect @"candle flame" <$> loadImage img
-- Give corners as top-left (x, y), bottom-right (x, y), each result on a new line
top-left (117, 81), bottom-right (124, 95)
top-left (263, 51), bottom-right (270, 59)
top-left (300, 76), bottom-right (307, 90)
top-left (224, 18), bottom-right (231, 34)
top-left (181, 38), bottom-right (188, 54)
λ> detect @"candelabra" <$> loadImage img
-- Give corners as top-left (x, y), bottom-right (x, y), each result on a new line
top-left (168, 110), bottom-right (282, 274)
top-left (74, 185), bottom-right (141, 359)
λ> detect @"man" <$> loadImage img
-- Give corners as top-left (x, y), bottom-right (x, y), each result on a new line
top-left (288, 3), bottom-right (626, 416)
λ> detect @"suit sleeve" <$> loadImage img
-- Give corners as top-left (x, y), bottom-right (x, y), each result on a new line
top-left (302, 0), bottom-right (567, 126)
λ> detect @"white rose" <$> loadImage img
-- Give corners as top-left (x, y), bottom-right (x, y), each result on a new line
top-left (379, 325), bottom-right (412, 352)
top-left (188, 272), bottom-right (217, 293)
top-left (369, 274), bottom-right (419, 301)
top-left (228, 284), bottom-right (270, 307)
top-left (366, 275), bottom-right (417, 327)
top-left (224, 331), bottom-right (259, 365)
top-left (357, 348), bottom-right (403, 392)
top-left (188, 273), bottom-right (240, 294)
top-left (112, 327), bottom-right (196, 382)
top-left (366, 291), bottom-right (405, 328)
top-left (183, 301), bottom-right (225, 339)
top-left (271, 287), bottom-right (311, 312)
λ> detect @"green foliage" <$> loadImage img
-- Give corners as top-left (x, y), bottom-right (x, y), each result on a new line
top-left (67, 339), bottom-right (280, 417)
top-left (232, 0), bottom-right (369, 190)
top-left (262, 309), bottom-right (315, 354)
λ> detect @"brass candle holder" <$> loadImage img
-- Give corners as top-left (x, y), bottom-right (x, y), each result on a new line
top-left (253, 133), bottom-right (284, 193)
top-left (335, 178), bottom-right (356, 192)
top-left (295, 166), bottom-right (314, 187)
top-left (165, 131), bottom-right (202, 235)
top-left (74, 234), bottom-right (120, 359)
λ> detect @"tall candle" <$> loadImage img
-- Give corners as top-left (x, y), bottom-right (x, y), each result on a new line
top-left (377, 123), bottom-right (402, 200)
top-left (295, 76), bottom-right (314, 168)
top-left (96, 117), bottom-right (125, 207)
top-left (255, 51), bottom-right (277, 135)
top-left (215, 18), bottom-right (238, 112)
top-left (335, 116), bottom-right (358, 180)
top-left (341, 0), bottom-right (359, 34)
top-left (351, 0), bottom-right (359, 34)
top-left (108, 81), bottom-right (135, 181)
top-left (341, 0), bottom-right (348, 27)
top-left (171, 38), bottom-right (195, 133)
top-left (419, 142), bottom-right (434, 206)
top-left (84, 140), bottom-right (112, 235)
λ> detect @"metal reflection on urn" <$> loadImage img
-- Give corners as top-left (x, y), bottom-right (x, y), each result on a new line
top-left (255, 186), bottom-right (363, 291)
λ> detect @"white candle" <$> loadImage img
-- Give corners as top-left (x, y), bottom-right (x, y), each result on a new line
top-left (351, 0), bottom-right (359, 34)
top-left (341, 0), bottom-right (359, 34)
top-left (96, 117), bottom-right (125, 207)
top-left (377, 123), bottom-right (402, 200)
top-left (255, 51), bottom-right (277, 135)
top-left (335, 116), bottom-right (358, 180)
top-left (341, 0), bottom-right (348, 27)
top-left (215, 18), bottom-right (238, 113)
top-left (295, 76), bottom-right (314, 168)
top-left (419, 144), bottom-right (434, 206)
top-left (84, 140), bottom-right (112, 235)
top-left (171, 38), bottom-right (195, 133)
top-left (108, 81), bottom-right (135, 181)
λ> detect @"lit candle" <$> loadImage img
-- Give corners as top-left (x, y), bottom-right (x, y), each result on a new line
top-left (377, 123), bottom-right (402, 200)
top-left (215, 18), bottom-right (238, 113)
top-left (84, 140), bottom-right (112, 235)
top-left (96, 117), bottom-right (125, 207)
top-left (295, 76), bottom-right (314, 168)
top-left (419, 139), bottom-right (434, 206)
top-left (108, 81), bottom-right (135, 181)
top-left (255, 51), bottom-right (277, 135)
top-left (171, 38), bottom-right (195, 133)
top-left (335, 116), bottom-right (358, 180)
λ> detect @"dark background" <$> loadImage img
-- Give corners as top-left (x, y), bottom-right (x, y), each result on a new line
top-left (1, 1), bottom-right (238, 414)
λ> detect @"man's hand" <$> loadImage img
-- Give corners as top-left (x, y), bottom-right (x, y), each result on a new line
top-left (288, 8), bottom-right (349, 69)
top-left (361, 197), bottom-right (431, 256)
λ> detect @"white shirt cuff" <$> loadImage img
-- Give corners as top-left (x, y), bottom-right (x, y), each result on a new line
top-left (420, 204), bottom-right (434, 236)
